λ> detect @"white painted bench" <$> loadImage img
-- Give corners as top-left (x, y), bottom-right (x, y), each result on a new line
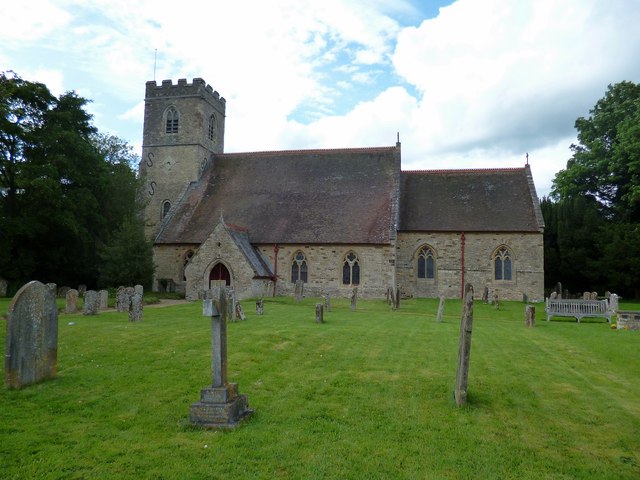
top-left (545, 298), bottom-right (612, 323)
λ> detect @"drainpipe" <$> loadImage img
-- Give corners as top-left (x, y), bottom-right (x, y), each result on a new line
top-left (461, 232), bottom-right (466, 299)
top-left (272, 244), bottom-right (279, 296)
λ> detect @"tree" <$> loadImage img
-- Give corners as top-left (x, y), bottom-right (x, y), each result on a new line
top-left (552, 81), bottom-right (640, 221)
top-left (0, 72), bottom-right (151, 291)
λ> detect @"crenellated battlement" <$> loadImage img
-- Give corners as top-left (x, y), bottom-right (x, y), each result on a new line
top-left (145, 78), bottom-right (225, 104)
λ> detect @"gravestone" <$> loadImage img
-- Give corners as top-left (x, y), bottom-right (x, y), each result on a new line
top-left (294, 280), bottom-right (304, 303)
top-left (605, 291), bottom-right (611, 299)
top-left (190, 288), bottom-right (252, 428)
top-left (386, 286), bottom-right (393, 305)
top-left (255, 299), bottom-right (264, 315)
top-left (315, 303), bottom-right (324, 323)
top-left (83, 290), bottom-right (99, 316)
top-left (57, 286), bottom-right (70, 298)
top-left (493, 292), bottom-right (499, 310)
top-left (324, 293), bottom-right (331, 312)
top-left (436, 295), bottom-right (445, 323)
top-left (350, 287), bottom-right (358, 311)
top-left (389, 286), bottom-right (396, 309)
top-left (454, 283), bottom-right (474, 406)
top-left (115, 286), bottom-right (125, 312)
top-left (65, 289), bottom-right (79, 314)
top-left (99, 289), bottom-right (109, 310)
top-left (590, 291), bottom-right (598, 300)
top-left (555, 282), bottom-right (562, 298)
top-left (226, 288), bottom-right (237, 322)
top-left (5, 281), bottom-right (58, 389)
top-left (134, 284), bottom-right (144, 296)
top-left (393, 285), bottom-right (401, 310)
top-left (525, 305), bottom-right (535, 327)
top-left (128, 291), bottom-right (143, 322)
top-left (46, 283), bottom-right (57, 293)
top-left (481, 286), bottom-right (489, 304)
top-left (78, 284), bottom-right (86, 296)
top-left (0, 277), bottom-right (8, 297)
top-left (522, 293), bottom-right (528, 303)
top-left (610, 293), bottom-right (619, 313)
top-left (549, 291), bottom-right (558, 300)
top-left (236, 302), bottom-right (246, 321)
top-left (583, 291), bottom-right (590, 300)
top-left (563, 289), bottom-right (569, 300)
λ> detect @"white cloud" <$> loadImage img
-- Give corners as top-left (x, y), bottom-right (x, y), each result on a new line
top-left (0, 1), bottom-right (71, 43)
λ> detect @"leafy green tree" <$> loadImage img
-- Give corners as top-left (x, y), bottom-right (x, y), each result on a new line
top-left (552, 81), bottom-right (640, 221)
top-left (0, 72), bottom-right (152, 291)
top-left (98, 215), bottom-right (155, 289)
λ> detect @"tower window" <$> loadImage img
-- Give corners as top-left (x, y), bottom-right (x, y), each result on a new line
top-left (342, 252), bottom-right (360, 285)
top-left (417, 245), bottom-right (436, 279)
top-left (208, 114), bottom-right (217, 143)
top-left (161, 200), bottom-right (171, 218)
top-left (493, 246), bottom-right (513, 281)
top-left (291, 251), bottom-right (308, 283)
top-left (165, 107), bottom-right (179, 134)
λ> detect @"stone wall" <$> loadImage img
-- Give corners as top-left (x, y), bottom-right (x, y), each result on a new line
top-left (257, 243), bottom-right (396, 299)
top-left (396, 232), bottom-right (544, 301)
top-left (152, 244), bottom-right (199, 293)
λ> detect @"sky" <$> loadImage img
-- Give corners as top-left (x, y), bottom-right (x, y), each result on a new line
top-left (1, 0), bottom-right (639, 197)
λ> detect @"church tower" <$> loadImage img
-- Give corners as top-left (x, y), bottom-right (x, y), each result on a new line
top-left (139, 78), bottom-right (226, 238)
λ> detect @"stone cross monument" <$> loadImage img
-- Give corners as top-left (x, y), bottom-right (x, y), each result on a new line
top-left (190, 288), bottom-right (252, 428)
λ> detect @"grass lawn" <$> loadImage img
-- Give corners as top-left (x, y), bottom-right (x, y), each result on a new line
top-left (1, 296), bottom-right (639, 479)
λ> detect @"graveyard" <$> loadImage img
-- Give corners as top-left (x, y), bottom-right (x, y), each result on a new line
top-left (1, 294), bottom-right (639, 479)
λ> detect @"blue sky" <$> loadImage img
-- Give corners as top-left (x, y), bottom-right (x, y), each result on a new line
top-left (1, 0), bottom-right (639, 196)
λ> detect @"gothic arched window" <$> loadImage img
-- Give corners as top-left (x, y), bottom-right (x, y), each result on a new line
top-left (493, 246), bottom-right (513, 281)
top-left (208, 114), bottom-right (217, 143)
top-left (417, 245), bottom-right (436, 279)
top-left (342, 252), bottom-right (360, 285)
top-left (165, 107), bottom-right (179, 134)
top-left (291, 251), bottom-right (308, 283)
top-left (161, 200), bottom-right (171, 219)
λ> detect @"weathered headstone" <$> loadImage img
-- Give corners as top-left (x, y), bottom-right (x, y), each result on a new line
top-left (5, 281), bottom-right (58, 389)
top-left (525, 305), bottom-right (535, 327)
top-left (0, 277), bottom-right (8, 297)
top-left (236, 302), bottom-right (246, 321)
top-left (57, 286), bottom-right (70, 298)
top-left (315, 303), bottom-right (324, 323)
top-left (190, 287), bottom-right (252, 428)
top-left (610, 293), bottom-right (619, 313)
top-left (99, 289), bottom-right (109, 310)
top-left (255, 299), bottom-right (264, 315)
top-left (294, 280), bottom-right (304, 303)
top-left (46, 283), bottom-right (57, 293)
top-left (350, 287), bottom-right (358, 311)
top-left (393, 285), bottom-right (401, 310)
top-left (583, 291), bottom-right (590, 300)
top-left (436, 295), bottom-right (445, 323)
top-left (522, 292), bottom-right (528, 303)
top-left (115, 286), bottom-right (129, 312)
top-left (481, 286), bottom-right (489, 304)
top-left (605, 291), bottom-right (611, 299)
top-left (590, 291), bottom-right (598, 300)
top-left (128, 291), bottom-right (143, 322)
top-left (65, 289), bottom-right (79, 314)
top-left (83, 290), bottom-right (99, 316)
top-left (493, 292), bottom-right (499, 310)
top-left (324, 293), bottom-right (331, 312)
top-left (134, 284), bottom-right (144, 296)
top-left (226, 287), bottom-right (237, 322)
top-left (555, 282), bottom-right (562, 299)
top-left (454, 283), bottom-right (474, 406)
top-left (78, 284), bottom-right (87, 296)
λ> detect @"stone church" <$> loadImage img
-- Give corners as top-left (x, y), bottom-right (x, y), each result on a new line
top-left (139, 78), bottom-right (544, 301)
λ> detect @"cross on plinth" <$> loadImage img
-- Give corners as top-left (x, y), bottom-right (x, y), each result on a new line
top-left (189, 288), bottom-right (252, 428)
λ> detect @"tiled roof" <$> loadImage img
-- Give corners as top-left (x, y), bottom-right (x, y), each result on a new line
top-left (399, 166), bottom-right (544, 232)
top-left (156, 146), bottom-right (400, 245)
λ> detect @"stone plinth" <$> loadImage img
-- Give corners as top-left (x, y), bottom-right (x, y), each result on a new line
top-left (190, 384), bottom-right (252, 428)
top-left (617, 311), bottom-right (640, 330)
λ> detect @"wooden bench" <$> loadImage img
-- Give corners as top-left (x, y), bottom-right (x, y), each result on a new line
top-left (545, 298), bottom-right (612, 323)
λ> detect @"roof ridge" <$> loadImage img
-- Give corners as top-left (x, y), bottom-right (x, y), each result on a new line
top-left (217, 145), bottom-right (397, 158)
top-left (402, 167), bottom-right (525, 174)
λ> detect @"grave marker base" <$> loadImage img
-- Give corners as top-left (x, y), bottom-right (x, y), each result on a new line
top-left (190, 383), bottom-right (253, 429)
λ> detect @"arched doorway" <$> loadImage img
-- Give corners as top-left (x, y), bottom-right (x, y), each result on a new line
top-left (209, 262), bottom-right (231, 287)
